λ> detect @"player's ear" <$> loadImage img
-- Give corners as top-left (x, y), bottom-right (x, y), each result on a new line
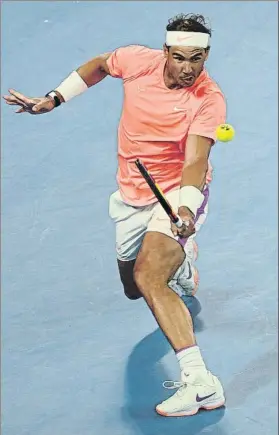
top-left (204, 47), bottom-right (210, 61)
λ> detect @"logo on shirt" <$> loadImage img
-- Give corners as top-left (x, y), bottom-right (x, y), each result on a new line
top-left (174, 107), bottom-right (188, 112)
top-left (137, 85), bottom-right (146, 92)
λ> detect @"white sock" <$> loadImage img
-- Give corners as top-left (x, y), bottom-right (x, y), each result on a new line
top-left (176, 345), bottom-right (207, 376)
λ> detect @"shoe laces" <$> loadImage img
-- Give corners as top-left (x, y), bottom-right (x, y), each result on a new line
top-left (162, 371), bottom-right (213, 393)
top-left (162, 380), bottom-right (189, 398)
top-left (163, 380), bottom-right (187, 390)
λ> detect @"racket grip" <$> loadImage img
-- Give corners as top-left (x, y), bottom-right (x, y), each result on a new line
top-left (175, 216), bottom-right (183, 228)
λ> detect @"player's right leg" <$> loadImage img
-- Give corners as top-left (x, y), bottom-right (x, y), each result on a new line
top-left (138, 190), bottom-right (224, 416)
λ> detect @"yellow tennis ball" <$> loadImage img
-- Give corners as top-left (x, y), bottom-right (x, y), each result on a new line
top-left (216, 124), bottom-right (235, 142)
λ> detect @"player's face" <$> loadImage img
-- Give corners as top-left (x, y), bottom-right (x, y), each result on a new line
top-left (163, 45), bottom-right (209, 88)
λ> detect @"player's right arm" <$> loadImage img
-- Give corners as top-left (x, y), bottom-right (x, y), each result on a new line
top-left (3, 52), bottom-right (112, 115)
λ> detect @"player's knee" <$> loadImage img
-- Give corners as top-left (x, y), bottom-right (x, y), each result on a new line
top-left (133, 234), bottom-right (185, 297)
top-left (117, 258), bottom-right (142, 300)
top-left (133, 264), bottom-right (165, 297)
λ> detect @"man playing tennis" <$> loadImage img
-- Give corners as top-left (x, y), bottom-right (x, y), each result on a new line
top-left (4, 14), bottom-right (226, 416)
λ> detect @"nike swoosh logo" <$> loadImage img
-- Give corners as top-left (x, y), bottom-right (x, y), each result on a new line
top-left (187, 262), bottom-right (192, 280)
top-left (196, 392), bottom-right (216, 403)
top-left (137, 85), bottom-right (145, 92)
top-left (177, 36), bottom-right (192, 42)
top-left (174, 107), bottom-right (188, 112)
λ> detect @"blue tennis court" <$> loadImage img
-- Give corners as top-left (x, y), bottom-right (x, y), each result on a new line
top-left (1, 1), bottom-right (278, 434)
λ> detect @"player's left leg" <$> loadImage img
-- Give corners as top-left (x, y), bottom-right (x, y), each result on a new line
top-left (133, 231), bottom-right (225, 416)
top-left (117, 258), bottom-right (142, 300)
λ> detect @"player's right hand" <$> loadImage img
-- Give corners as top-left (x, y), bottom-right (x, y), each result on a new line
top-left (3, 89), bottom-right (56, 115)
top-left (171, 206), bottom-right (196, 239)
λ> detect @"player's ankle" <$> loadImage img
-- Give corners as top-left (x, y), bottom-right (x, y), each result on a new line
top-left (176, 345), bottom-right (207, 375)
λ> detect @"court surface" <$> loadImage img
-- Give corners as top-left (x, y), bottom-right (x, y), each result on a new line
top-left (1, 1), bottom-right (278, 434)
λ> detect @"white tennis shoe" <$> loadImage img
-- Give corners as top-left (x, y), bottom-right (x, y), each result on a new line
top-left (156, 370), bottom-right (225, 417)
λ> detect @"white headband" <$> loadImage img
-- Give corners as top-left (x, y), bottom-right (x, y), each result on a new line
top-left (166, 31), bottom-right (210, 48)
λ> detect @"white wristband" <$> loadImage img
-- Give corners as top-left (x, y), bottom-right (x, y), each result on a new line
top-left (55, 71), bottom-right (88, 102)
top-left (179, 186), bottom-right (204, 217)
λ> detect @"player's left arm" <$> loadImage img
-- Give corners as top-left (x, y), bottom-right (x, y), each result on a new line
top-left (172, 92), bottom-right (226, 238)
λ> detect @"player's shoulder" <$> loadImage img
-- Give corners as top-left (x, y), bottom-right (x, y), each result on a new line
top-left (107, 44), bottom-right (163, 80)
top-left (117, 44), bottom-right (163, 59)
top-left (115, 45), bottom-right (164, 77)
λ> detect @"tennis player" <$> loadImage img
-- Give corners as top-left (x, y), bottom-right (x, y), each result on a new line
top-left (4, 14), bottom-right (227, 416)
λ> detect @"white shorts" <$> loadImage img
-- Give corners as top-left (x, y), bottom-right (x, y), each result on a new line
top-left (109, 188), bottom-right (209, 261)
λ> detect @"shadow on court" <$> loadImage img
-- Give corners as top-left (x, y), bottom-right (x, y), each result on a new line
top-left (122, 297), bottom-right (226, 435)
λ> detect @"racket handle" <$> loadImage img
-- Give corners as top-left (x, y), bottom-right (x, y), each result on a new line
top-left (174, 216), bottom-right (183, 228)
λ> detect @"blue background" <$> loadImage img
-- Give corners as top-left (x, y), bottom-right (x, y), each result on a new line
top-left (2, 2), bottom-right (278, 434)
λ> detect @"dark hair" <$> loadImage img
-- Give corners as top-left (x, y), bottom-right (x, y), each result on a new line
top-left (166, 13), bottom-right (211, 37)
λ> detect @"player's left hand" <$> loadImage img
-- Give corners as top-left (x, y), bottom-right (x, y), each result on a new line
top-left (171, 206), bottom-right (196, 238)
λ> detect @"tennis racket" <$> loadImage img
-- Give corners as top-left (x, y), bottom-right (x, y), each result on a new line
top-left (135, 159), bottom-right (183, 228)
